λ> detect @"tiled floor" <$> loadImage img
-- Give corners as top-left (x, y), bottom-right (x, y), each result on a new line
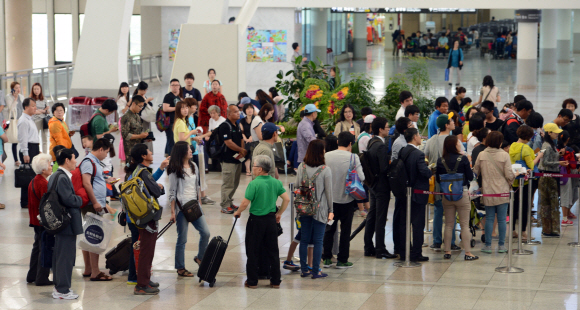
top-left (1, 45), bottom-right (580, 309)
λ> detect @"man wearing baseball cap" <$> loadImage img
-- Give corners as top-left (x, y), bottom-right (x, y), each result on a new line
top-left (251, 123), bottom-right (280, 179)
top-left (297, 104), bottom-right (321, 164)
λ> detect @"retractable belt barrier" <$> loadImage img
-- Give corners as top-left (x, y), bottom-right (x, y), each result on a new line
top-left (413, 189), bottom-right (511, 197)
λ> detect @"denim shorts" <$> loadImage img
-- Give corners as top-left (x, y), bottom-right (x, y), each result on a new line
top-left (293, 229), bottom-right (314, 247)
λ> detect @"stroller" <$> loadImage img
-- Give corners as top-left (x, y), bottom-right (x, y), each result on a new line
top-left (458, 197), bottom-right (484, 248)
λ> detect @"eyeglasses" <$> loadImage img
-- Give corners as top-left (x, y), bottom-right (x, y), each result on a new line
top-left (137, 105), bottom-right (145, 109)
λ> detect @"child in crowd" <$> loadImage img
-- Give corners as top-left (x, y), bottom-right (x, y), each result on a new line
top-left (282, 218), bottom-right (313, 272)
top-left (558, 130), bottom-right (577, 226)
top-left (461, 97), bottom-right (473, 115)
top-left (82, 135), bottom-right (93, 156)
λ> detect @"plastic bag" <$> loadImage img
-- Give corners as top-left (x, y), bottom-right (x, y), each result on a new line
top-left (77, 212), bottom-right (115, 255)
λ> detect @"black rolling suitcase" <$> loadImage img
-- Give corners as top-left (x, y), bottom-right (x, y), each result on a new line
top-left (105, 237), bottom-right (132, 275)
top-left (197, 217), bottom-right (238, 287)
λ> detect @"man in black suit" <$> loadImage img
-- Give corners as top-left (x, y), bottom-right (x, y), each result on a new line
top-left (394, 128), bottom-right (432, 261)
top-left (363, 117), bottom-right (397, 259)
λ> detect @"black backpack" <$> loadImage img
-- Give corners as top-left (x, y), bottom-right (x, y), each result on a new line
top-left (208, 121), bottom-right (232, 159)
top-left (38, 171), bottom-right (71, 235)
top-left (387, 147), bottom-right (417, 199)
top-left (359, 137), bottom-right (382, 188)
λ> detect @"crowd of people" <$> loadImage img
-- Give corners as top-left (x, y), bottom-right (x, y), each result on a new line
top-left (1, 68), bottom-right (580, 299)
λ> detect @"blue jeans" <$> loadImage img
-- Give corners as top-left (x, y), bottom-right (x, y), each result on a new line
top-left (485, 203), bottom-right (508, 247)
top-left (127, 222), bottom-right (140, 282)
top-left (298, 216), bottom-right (325, 273)
top-left (175, 211), bottom-right (211, 269)
top-left (433, 200), bottom-right (456, 245)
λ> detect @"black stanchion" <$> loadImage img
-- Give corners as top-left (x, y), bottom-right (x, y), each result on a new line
top-left (525, 177), bottom-right (541, 245)
top-left (289, 183), bottom-right (295, 240)
top-left (514, 178), bottom-right (533, 255)
top-left (496, 190), bottom-right (524, 273)
top-left (424, 204), bottom-right (432, 234)
top-left (568, 186), bottom-right (580, 248)
top-left (394, 187), bottom-right (421, 268)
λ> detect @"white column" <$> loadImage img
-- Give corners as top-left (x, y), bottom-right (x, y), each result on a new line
top-left (353, 13), bottom-right (367, 60)
top-left (187, 0), bottom-right (229, 24)
top-left (556, 9), bottom-right (572, 63)
top-left (539, 9), bottom-right (557, 74)
top-left (574, 10), bottom-right (580, 54)
top-left (71, 0), bottom-right (79, 62)
top-left (0, 0), bottom-right (5, 73)
top-left (311, 8), bottom-right (328, 64)
top-left (516, 22), bottom-right (538, 89)
top-left (47, 0), bottom-right (55, 66)
top-left (5, 0), bottom-right (33, 71)
top-left (69, 0), bottom-right (134, 97)
top-left (140, 6), bottom-right (162, 55)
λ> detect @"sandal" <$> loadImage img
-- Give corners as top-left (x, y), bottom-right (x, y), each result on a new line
top-left (90, 272), bottom-right (112, 281)
top-left (82, 273), bottom-right (91, 278)
top-left (246, 172), bottom-right (252, 176)
top-left (177, 269), bottom-right (194, 277)
top-left (194, 257), bottom-right (202, 266)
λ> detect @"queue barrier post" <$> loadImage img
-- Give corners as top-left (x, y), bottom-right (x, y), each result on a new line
top-left (394, 187), bottom-right (421, 268)
top-left (424, 204), bottom-right (432, 234)
top-left (496, 190), bottom-right (524, 273)
top-left (525, 176), bottom-right (541, 245)
top-left (514, 178), bottom-right (533, 255)
top-left (568, 186), bottom-right (580, 248)
top-left (289, 183), bottom-right (295, 242)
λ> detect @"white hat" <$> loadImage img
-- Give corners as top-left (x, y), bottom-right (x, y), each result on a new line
top-left (364, 114), bottom-right (376, 124)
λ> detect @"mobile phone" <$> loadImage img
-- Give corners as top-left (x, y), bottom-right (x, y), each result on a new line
top-left (110, 178), bottom-right (120, 184)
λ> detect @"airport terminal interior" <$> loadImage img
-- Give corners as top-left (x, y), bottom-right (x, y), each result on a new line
top-left (1, 1), bottom-right (580, 309)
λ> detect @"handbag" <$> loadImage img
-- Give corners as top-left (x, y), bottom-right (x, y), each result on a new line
top-left (176, 199), bottom-right (203, 223)
top-left (77, 212), bottom-right (116, 255)
top-left (444, 68), bottom-right (450, 82)
top-left (42, 115), bottom-right (51, 130)
top-left (6, 108), bottom-right (18, 144)
top-left (345, 154), bottom-right (367, 200)
top-left (15, 164), bottom-right (36, 188)
top-left (140, 102), bottom-right (157, 123)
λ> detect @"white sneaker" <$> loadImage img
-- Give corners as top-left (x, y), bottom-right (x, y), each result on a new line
top-left (52, 290), bottom-right (79, 300)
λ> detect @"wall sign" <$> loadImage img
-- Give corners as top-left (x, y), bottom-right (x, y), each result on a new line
top-left (515, 10), bottom-right (542, 23)
top-left (246, 27), bottom-right (287, 62)
top-left (330, 7), bottom-right (476, 14)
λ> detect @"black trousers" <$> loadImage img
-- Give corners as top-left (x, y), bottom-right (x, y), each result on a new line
top-left (164, 129), bottom-right (174, 156)
top-left (19, 143), bottom-right (40, 208)
top-left (27, 226), bottom-right (51, 284)
top-left (393, 197), bottom-right (426, 259)
top-left (364, 187), bottom-right (391, 254)
top-left (245, 212), bottom-right (280, 286)
top-left (512, 183), bottom-right (529, 233)
top-left (322, 201), bottom-right (355, 263)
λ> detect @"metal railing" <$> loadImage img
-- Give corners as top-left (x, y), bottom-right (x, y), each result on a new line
top-left (0, 54), bottom-right (162, 103)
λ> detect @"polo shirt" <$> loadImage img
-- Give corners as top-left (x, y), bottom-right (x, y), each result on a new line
top-left (89, 110), bottom-right (109, 142)
top-left (218, 118), bottom-right (243, 164)
top-left (245, 175), bottom-right (285, 216)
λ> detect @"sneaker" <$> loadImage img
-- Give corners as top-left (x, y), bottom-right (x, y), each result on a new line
top-left (450, 244), bottom-right (462, 251)
top-left (201, 196), bottom-right (216, 205)
top-left (134, 285), bottom-right (160, 295)
top-left (149, 281), bottom-right (160, 287)
top-left (335, 261), bottom-right (354, 269)
top-left (311, 272), bottom-right (328, 279)
top-left (300, 271), bottom-right (312, 278)
top-left (430, 243), bottom-right (442, 251)
top-left (127, 280), bottom-right (137, 285)
top-left (562, 220), bottom-right (573, 226)
top-left (322, 259), bottom-right (334, 268)
top-left (231, 204), bottom-right (240, 210)
top-left (359, 210), bottom-right (368, 218)
top-left (283, 260), bottom-right (300, 271)
top-left (498, 245), bottom-right (507, 253)
top-left (481, 246), bottom-right (492, 253)
top-left (568, 212), bottom-right (577, 219)
top-left (221, 207), bottom-right (234, 214)
top-left (52, 290), bottom-right (79, 300)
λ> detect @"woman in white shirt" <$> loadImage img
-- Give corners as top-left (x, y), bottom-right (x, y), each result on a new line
top-left (30, 83), bottom-right (51, 153)
top-left (475, 75), bottom-right (501, 117)
top-left (208, 105), bottom-right (226, 132)
top-left (5, 82), bottom-right (25, 166)
top-left (116, 82), bottom-right (130, 164)
top-left (466, 112), bottom-right (487, 161)
top-left (202, 69), bottom-right (223, 95)
top-left (251, 103), bottom-right (284, 141)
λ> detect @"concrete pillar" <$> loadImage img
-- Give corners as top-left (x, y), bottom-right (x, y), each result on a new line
top-left (556, 9), bottom-right (572, 63)
top-left (5, 0), bottom-right (33, 71)
top-left (311, 8), bottom-right (328, 64)
top-left (353, 13), bottom-right (367, 60)
top-left (516, 22), bottom-right (538, 89)
top-left (574, 10), bottom-right (580, 54)
top-left (71, 0), bottom-right (80, 62)
top-left (0, 0), bottom-right (5, 73)
top-left (539, 10), bottom-right (557, 74)
top-left (140, 6), bottom-right (162, 55)
top-left (47, 0), bottom-right (55, 66)
top-left (69, 0), bottom-right (134, 97)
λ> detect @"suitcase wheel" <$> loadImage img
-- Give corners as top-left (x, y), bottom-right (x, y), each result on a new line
top-left (198, 279), bottom-right (202, 283)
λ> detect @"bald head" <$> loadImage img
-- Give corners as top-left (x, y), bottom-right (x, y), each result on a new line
top-left (227, 104), bottom-right (240, 122)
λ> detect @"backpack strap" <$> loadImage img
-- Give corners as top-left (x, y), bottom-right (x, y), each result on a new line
top-left (441, 156), bottom-right (462, 174)
top-left (80, 157), bottom-right (97, 185)
top-left (367, 136), bottom-right (381, 151)
top-left (309, 165), bottom-right (326, 183)
top-left (31, 179), bottom-right (40, 200)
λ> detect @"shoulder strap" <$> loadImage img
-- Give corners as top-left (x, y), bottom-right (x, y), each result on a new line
top-left (441, 158), bottom-right (452, 173)
top-left (483, 87), bottom-right (491, 102)
top-left (31, 179), bottom-right (40, 200)
top-left (401, 147), bottom-right (417, 163)
top-left (452, 156), bottom-right (462, 173)
top-left (309, 165), bottom-right (326, 183)
top-left (367, 137), bottom-right (380, 150)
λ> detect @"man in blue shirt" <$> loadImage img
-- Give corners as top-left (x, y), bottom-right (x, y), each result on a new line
top-left (428, 97), bottom-right (449, 138)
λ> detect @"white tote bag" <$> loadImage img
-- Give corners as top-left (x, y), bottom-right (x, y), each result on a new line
top-left (6, 108), bottom-right (18, 144)
top-left (77, 212), bottom-right (115, 255)
top-left (140, 103), bottom-right (157, 123)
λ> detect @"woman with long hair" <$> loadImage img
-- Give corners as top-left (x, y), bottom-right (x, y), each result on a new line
top-left (29, 83), bottom-right (50, 153)
top-left (240, 103), bottom-right (256, 176)
top-left (296, 140), bottom-right (333, 278)
top-left (269, 87), bottom-right (284, 122)
top-left (251, 103), bottom-right (275, 141)
top-left (333, 104), bottom-right (360, 137)
top-left (436, 135), bottom-right (477, 260)
top-left (4, 81), bottom-right (25, 166)
top-left (116, 82), bottom-right (130, 163)
top-left (256, 89), bottom-right (277, 122)
top-left (475, 75), bottom-right (501, 117)
top-left (168, 141), bottom-right (210, 277)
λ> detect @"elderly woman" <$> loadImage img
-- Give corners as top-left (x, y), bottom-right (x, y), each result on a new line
top-left (48, 103), bottom-right (74, 162)
top-left (198, 105), bottom-right (226, 172)
top-left (27, 153), bottom-right (54, 286)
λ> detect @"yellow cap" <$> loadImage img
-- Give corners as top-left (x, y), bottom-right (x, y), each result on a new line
top-left (543, 123), bottom-right (563, 134)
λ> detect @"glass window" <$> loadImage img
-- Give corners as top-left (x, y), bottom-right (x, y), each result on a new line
top-left (55, 14), bottom-right (73, 63)
top-left (79, 14), bottom-right (85, 35)
top-left (32, 14), bottom-right (48, 68)
top-left (302, 9), bottom-right (311, 59)
top-left (130, 15), bottom-right (141, 56)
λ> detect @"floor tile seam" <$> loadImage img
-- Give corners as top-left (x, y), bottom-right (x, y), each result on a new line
top-left (383, 279), bottom-right (580, 294)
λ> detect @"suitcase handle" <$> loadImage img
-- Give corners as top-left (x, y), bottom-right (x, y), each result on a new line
top-left (156, 221), bottom-right (174, 239)
top-left (227, 217), bottom-right (238, 244)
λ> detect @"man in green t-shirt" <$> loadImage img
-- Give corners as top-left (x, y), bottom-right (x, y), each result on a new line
top-left (90, 99), bottom-right (118, 142)
top-left (233, 155), bottom-right (289, 288)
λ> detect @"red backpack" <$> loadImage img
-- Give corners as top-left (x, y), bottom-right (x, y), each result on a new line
top-left (79, 113), bottom-right (103, 137)
top-left (71, 158), bottom-right (96, 208)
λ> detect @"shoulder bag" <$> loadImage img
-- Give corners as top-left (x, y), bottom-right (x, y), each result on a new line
top-left (140, 101), bottom-right (157, 123)
top-left (176, 198), bottom-right (202, 223)
top-left (6, 108), bottom-right (18, 144)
